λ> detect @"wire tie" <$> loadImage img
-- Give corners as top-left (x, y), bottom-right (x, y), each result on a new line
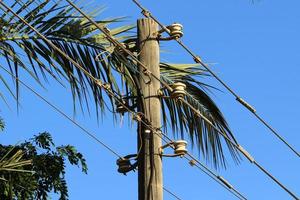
top-left (132, 113), bottom-right (142, 122)
top-left (236, 97), bottom-right (256, 113)
top-left (218, 176), bottom-right (233, 189)
top-left (194, 110), bottom-right (201, 117)
top-left (142, 70), bottom-right (152, 84)
top-left (102, 83), bottom-right (111, 90)
top-left (95, 79), bottom-right (103, 87)
top-left (189, 159), bottom-right (196, 167)
top-left (103, 26), bottom-right (111, 34)
top-left (193, 56), bottom-right (202, 63)
top-left (141, 9), bottom-right (150, 17)
top-left (238, 145), bottom-right (255, 163)
top-left (143, 69), bottom-right (151, 76)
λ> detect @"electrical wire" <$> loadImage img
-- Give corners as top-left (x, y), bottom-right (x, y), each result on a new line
top-left (0, 3), bottom-right (247, 198)
top-left (56, 1), bottom-right (299, 199)
top-left (139, 122), bottom-right (247, 200)
top-left (178, 97), bottom-right (299, 200)
top-left (0, 2), bottom-right (182, 199)
top-left (1, 2), bottom-right (293, 199)
top-left (131, 0), bottom-right (300, 158)
top-left (163, 186), bottom-right (182, 200)
top-left (60, 0), bottom-right (297, 161)
top-left (63, 0), bottom-right (174, 92)
top-left (90, 76), bottom-right (247, 200)
top-left (0, 65), bottom-right (182, 200)
top-left (0, 65), bottom-right (122, 159)
top-left (97, 90), bottom-right (248, 200)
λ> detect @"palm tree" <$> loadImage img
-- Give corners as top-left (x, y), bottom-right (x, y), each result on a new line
top-left (0, 0), bottom-right (239, 174)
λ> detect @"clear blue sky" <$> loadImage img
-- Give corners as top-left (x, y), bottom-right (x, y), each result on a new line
top-left (1, 0), bottom-right (300, 199)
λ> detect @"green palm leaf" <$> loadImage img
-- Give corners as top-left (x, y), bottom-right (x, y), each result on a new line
top-left (0, 0), bottom-right (240, 168)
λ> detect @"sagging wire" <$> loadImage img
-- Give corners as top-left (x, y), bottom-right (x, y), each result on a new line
top-left (0, 64), bottom-right (122, 159)
top-left (0, 3), bottom-right (247, 198)
top-left (95, 82), bottom-right (247, 200)
top-left (177, 97), bottom-right (299, 200)
top-left (131, 0), bottom-right (300, 159)
top-left (0, 64), bottom-right (182, 200)
top-left (0, 2), bottom-right (285, 199)
top-left (57, 2), bottom-right (298, 197)
top-left (0, 2), bottom-right (181, 199)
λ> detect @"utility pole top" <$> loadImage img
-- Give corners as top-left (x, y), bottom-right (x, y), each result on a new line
top-left (137, 18), bottom-right (163, 200)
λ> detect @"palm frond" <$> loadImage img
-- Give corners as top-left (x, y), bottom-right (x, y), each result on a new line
top-left (0, 0), bottom-right (134, 114)
top-left (159, 63), bottom-right (240, 168)
top-left (0, 147), bottom-right (33, 173)
top-left (0, 0), bottom-right (239, 168)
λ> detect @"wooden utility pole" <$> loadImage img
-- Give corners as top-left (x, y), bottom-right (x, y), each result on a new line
top-left (137, 18), bottom-right (163, 200)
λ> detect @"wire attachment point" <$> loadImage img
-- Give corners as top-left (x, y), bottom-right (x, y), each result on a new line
top-left (102, 83), bottom-right (111, 90)
top-left (94, 79), bottom-right (103, 87)
top-left (236, 97), bottom-right (256, 113)
top-left (171, 82), bottom-right (186, 99)
top-left (238, 145), bottom-right (255, 163)
top-left (132, 113), bottom-right (143, 122)
top-left (103, 26), bottom-right (111, 34)
top-left (160, 140), bottom-right (188, 158)
top-left (115, 99), bottom-right (129, 114)
top-left (193, 56), bottom-right (202, 63)
top-left (141, 9), bottom-right (150, 17)
top-left (116, 154), bottom-right (137, 175)
top-left (158, 23), bottom-right (184, 41)
top-left (167, 23), bottom-right (183, 39)
top-left (189, 159), bottom-right (196, 167)
top-left (174, 140), bottom-right (188, 157)
top-left (218, 176), bottom-right (233, 189)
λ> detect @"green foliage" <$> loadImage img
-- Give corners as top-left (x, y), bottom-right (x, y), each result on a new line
top-left (0, 0), bottom-right (134, 113)
top-left (0, 0), bottom-right (240, 168)
top-left (0, 132), bottom-right (87, 200)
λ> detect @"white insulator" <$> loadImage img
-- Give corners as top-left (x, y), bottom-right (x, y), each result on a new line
top-left (171, 82), bottom-right (186, 98)
top-left (168, 23), bottom-right (183, 39)
top-left (174, 140), bottom-right (188, 156)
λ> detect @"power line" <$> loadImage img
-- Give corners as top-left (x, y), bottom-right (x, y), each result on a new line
top-left (48, 2), bottom-right (249, 199)
top-left (183, 155), bottom-right (246, 200)
top-left (64, 0), bottom-right (174, 93)
top-left (57, 1), bottom-right (299, 199)
top-left (151, 131), bottom-right (242, 199)
top-left (131, 0), bottom-right (300, 159)
top-left (178, 97), bottom-right (299, 200)
top-left (83, 72), bottom-right (247, 199)
top-left (163, 186), bottom-right (182, 200)
top-left (0, 65), bottom-right (182, 200)
top-left (0, 2), bottom-right (237, 199)
top-left (62, 0), bottom-right (296, 161)
top-left (62, 0), bottom-right (241, 158)
top-left (0, 65), bottom-right (122, 159)
top-left (0, 2), bottom-right (247, 199)
top-left (96, 88), bottom-right (248, 200)
top-left (3, 2), bottom-right (297, 199)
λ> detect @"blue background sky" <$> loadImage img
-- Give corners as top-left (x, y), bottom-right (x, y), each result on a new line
top-left (1, 0), bottom-right (300, 199)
